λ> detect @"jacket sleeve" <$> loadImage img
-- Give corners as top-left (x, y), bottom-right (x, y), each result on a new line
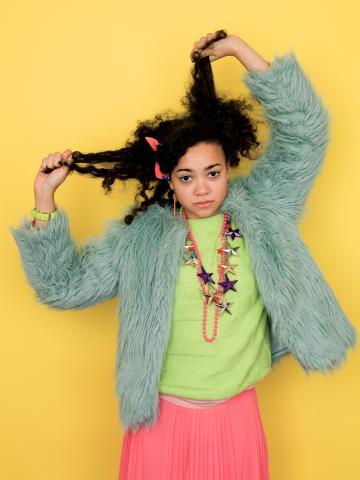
top-left (269, 324), bottom-right (291, 365)
top-left (9, 207), bottom-right (127, 310)
top-left (240, 50), bottom-right (331, 223)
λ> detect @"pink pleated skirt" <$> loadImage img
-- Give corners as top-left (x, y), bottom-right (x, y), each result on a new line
top-left (118, 386), bottom-right (270, 479)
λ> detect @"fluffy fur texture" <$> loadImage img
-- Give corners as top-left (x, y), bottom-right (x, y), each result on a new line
top-left (10, 51), bottom-right (357, 433)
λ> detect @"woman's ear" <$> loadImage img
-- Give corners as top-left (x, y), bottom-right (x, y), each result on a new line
top-left (168, 179), bottom-right (174, 190)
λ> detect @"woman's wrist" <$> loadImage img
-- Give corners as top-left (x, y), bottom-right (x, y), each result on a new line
top-left (232, 39), bottom-right (270, 72)
top-left (34, 194), bottom-right (56, 213)
top-left (33, 194), bottom-right (57, 228)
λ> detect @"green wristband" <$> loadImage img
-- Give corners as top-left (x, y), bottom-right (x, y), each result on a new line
top-left (31, 207), bottom-right (58, 221)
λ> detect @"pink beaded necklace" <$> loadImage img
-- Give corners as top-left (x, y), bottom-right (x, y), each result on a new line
top-left (181, 208), bottom-right (242, 343)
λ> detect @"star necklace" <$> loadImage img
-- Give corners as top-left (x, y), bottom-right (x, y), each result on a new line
top-left (181, 209), bottom-right (243, 343)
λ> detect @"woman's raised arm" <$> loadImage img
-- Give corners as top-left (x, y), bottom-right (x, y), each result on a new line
top-left (9, 150), bottom-right (127, 310)
top-left (239, 47), bottom-right (331, 223)
top-left (192, 34), bottom-right (330, 223)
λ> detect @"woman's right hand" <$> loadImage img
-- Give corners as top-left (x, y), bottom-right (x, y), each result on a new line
top-left (34, 149), bottom-right (74, 198)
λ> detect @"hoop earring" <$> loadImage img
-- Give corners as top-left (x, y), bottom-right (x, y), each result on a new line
top-left (173, 190), bottom-right (177, 217)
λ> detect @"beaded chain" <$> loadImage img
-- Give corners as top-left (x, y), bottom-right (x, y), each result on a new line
top-left (181, 209), bottom-right (243, 342)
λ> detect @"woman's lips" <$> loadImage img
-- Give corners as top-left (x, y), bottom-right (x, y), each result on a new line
top-left (194, 201), bottom-right (213, 207)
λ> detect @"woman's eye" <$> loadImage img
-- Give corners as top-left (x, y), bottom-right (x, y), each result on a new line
top-left (179, 172), bottom-right (220, 182)
top-left (180, 175), bottom-right (191, 182)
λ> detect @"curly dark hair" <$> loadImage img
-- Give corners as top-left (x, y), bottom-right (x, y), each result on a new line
top-left (67, 30), bottom-right (262, 225)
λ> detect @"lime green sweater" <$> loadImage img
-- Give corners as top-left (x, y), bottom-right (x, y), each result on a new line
top-left (158, 212), bottom-right (271, 400)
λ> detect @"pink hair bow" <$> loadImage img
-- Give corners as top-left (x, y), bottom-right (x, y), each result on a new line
top-left (144, 136), bottom-right (170, 181)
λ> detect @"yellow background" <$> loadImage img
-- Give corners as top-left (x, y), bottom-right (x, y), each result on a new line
top-left (2, 0), bottom-right (359, 478)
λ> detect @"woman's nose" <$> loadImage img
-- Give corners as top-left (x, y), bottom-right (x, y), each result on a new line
top-left (194, 183), bottom-right (210, 195)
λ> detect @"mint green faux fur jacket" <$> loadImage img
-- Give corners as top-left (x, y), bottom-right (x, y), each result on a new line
top-left (10, 51), bottom-right (357, 433)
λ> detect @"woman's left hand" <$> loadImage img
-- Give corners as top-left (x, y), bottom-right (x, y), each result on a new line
top-left (190, 32), bottom-right (244, 62)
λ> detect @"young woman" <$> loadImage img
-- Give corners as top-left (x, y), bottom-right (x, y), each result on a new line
top-left (10, 30), bottom-right (357, 479)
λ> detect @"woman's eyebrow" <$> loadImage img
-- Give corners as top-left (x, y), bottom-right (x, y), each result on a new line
top-left (175, 163), bottom-right (222, 173)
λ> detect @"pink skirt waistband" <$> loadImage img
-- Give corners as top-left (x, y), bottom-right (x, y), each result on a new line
top-left (158, 385), bottom-right (255, 409)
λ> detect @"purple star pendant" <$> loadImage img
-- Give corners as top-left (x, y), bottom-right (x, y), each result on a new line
top-left (225, 228), bottom-right (243, 240)
top-left (197, 265), bottom-right (215, 285)
top-left (218, 274), bottom-right (238, 293)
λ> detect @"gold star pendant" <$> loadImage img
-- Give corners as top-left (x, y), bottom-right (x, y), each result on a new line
top-left (183, 255), bottom-right (199, 267)
top-left (216, 299), bottom-right (233, 315)
top-left (220, 263), bottom-right (238, 275)
top-left (220, 246), bottom-right (240, 257)
top-left (201, 283), bottom-right (218, 304)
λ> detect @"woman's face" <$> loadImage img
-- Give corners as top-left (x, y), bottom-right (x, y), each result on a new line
top-left (168, 141), bottom-right (230, 219)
